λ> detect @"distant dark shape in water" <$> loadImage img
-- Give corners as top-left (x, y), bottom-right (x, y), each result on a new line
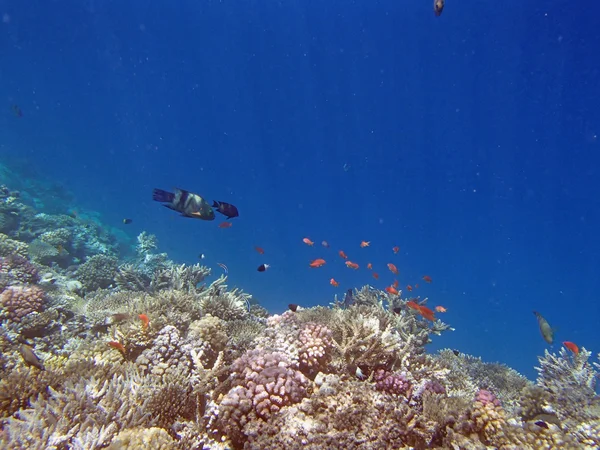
top-left (534, 421), bottom-right (549, 429)
top-left (11, 104), bottom-right (23, 117)
top-left (19, 344), bottom-right (44, 370)
top-left (257, 264), bottom-right (270, 272)
top-left (533, 311), bottom-right (554, 345)
top-left (392, 307), bottom-right (402, 315)
top-left (213, 200), bottom-right (239, 219)
top-left (452, 349), bottom-right (460, 356)
top-left (122, 218), bottom-right (132, 224)
top-left (153, 188), bottom-right (215, 220)
top-left (434, 0), bottom-right (445, 16)
top-left (343, 289), bottom-right (354, 308)
top-left (288, 303), bottom-right (299, 312)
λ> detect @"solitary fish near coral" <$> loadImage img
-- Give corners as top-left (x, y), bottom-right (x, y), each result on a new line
top-left (533, 311), bottom-right (554, 344)
top-left (19, 344), bottom-right (44, 370)
top-left (153, 188), bottom-right (215, 220)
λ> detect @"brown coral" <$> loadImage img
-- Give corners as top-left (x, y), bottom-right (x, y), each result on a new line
top-left (0, 285), bottom-right (46, 322)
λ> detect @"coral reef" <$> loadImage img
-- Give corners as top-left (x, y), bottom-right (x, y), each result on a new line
top-left (0, 177), bottom-right (599, 449)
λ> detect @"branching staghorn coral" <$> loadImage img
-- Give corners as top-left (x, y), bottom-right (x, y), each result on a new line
top-left (536, 348), bottom-right (599, 420)
top-left (199, 275), bottom-right (250, 321)
top-left (150, 263), bottom-right (211, 293)
top-left (435, 348), bottom-right (532, 414)
top-left (0, 372), bottom-right (156, 449)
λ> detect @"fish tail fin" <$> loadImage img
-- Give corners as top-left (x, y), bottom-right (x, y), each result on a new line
top-left (153, 189), bottom-right (174, 203)
top-left (212, 201), bottom-right (219, 208)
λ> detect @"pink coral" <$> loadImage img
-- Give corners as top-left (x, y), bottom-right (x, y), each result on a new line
top-left (374, 369), bottom-right (412, 397)
top-left (475, 389), bottom-right (501, 407)
top-left (215, 350), bottom-right (309, 444)
top-left (0, 285), bottom-right (46, 322)
top-left (298, 322), bottom-right (333, 375)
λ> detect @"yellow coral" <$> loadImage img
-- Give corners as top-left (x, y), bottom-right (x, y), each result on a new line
top-left (107, 427), bottom-right (177, 449)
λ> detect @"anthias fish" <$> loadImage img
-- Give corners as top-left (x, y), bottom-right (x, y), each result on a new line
top-left (153, 188), bottom-right (215, 220)
top-left (533, 311), bottom-right (554, 344)
top-left (213, 200), bottom-right (239, 219)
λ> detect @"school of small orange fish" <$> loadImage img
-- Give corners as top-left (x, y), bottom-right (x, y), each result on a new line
top-left (249, 236), bottom-right (443, 323)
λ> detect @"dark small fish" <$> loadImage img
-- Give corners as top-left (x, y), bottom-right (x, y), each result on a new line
top-left (452, 349), bottom-right (460, 356)
top-left (321, 240), bottom-right (330, 248)
top-left (123, 218), bottom-right (132, 224)
top-left (434, 0), bottom-right (445, 16)
top-left (257, 264), bottom-right (270, 272)
top-left (153, 188), bottom-right (215, 220)
top-left (343, 289), bottom-right (354, 308)
top-left (213, 200), bottom-right (239, 219)
top-left (19, 344), bottom-right (44, 370)
top-left (533, 311), bottom-right (554, 344)
top-left (12, 104), bottom-right (23, 117)
top-left (288, 303), bottom-right (299, 312)
top-left (392, 307), bottom-right (402, 315)
top-left (534, 420), bottom-right (549, 429)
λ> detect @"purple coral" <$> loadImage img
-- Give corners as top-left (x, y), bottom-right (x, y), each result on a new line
top-left (298, 322), bottom-right (334, 375)
top-left (373, 369), bottom-right (412, 397)
top-left (423, 380), bottom-right (447, 395)
top-left (216, 350), bottom-right (309, 441)
top-left (0, 285), bottom-right (46, 321)
top-left (0, 255), bottom-right (39, 284)
top-left (475, 389), bottom-right (501, 407)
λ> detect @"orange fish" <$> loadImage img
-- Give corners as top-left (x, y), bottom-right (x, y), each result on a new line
top-left (393, 280), bottom-right (399, 288)
top-left (563, 341), bottom-right (579, 355)
top-left (406, 285), bottom-right (413, 292)
top-left (418, 305), bottom-right (436, 321)
top-left (392, 246), bottom-right (400, 254)
top-left (372, 272), bottom-right (379, 280)
top-left (415, 284), bottom-right (419, 289)
top-left (387, 263), bottom-right (399, 275)
top-left (309, 258), bottom-right (326, 268)
top-left (330, 278), bottom-right (339, 287)
top-left (219, 222), bottom-right (232, 228)
top-left (339, 250), bottom-right (348, 259)
top-left (360, 241), bottom-right (370, 248)
top-left (385, 286), bottom-right (399, 295)
top-left (107, 341), bottom-right (126, 355)
top-left (422, 275), bottom-right (432, 283)
top-left (435, 306), bottom-right (447, 313)
top-left (255, 246), bottom-right (265, 254)
top-left (407, 301), bottom-right (435, 321)
top-left (367, 263), bottom-right (372, 270)
top-left (303, 238), bottom-right (314, 246)
top-left (138, 314), bottom-right (150, 330)
top-left (345, 261), bottom-right (359, 270)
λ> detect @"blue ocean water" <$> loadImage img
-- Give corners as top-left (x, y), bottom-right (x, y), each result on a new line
top-left (1, 0), bottom-right (599, 381)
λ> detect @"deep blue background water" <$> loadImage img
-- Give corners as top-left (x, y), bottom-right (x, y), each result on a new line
top-left (2, 0), bottom-right (599, 380)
